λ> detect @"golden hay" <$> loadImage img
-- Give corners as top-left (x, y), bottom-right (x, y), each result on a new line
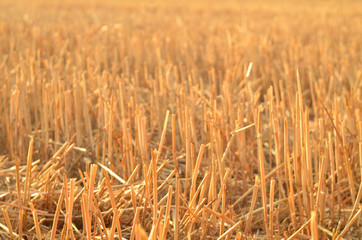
top-left (0, 0), bottom-right (361, 239)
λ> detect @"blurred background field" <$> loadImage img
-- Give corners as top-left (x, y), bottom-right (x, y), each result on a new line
top-left (0, 0), bottom-right (361, 239)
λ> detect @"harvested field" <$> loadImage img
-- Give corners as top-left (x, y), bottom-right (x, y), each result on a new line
top-left (0, 0), bottom-right (362, 239)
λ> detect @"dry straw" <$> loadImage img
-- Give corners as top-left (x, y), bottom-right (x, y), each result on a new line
top-left (0, 0), bottom-right (361, 239)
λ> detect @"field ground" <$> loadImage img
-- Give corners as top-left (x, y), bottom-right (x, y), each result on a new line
top-left (0, 0), bottom-right (362, 239)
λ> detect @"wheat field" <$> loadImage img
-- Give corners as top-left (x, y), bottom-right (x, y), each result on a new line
top-left (0, 0), bottom-right (361, 239)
